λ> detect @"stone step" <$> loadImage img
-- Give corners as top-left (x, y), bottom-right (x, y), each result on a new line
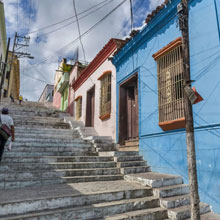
top-left (0, 186), bottom-right (153, 217)
top-left (14, 133), bottom-right (80, 139)
top-left (12, 142), bottom-right (93, 149)
top-left (57, 167), bottom-right (120, 176)
top-left (14, 138), bottom-right (90, 145)
top-left (98, 207), bottom-right (167, 220)
top-left (15, 130), bottom-right (77, 136)
top-left (124, 139), bottom-right (139, 147)
top-left (2, 156), bottom-right (114, 163)
top-left (119, 145), bottom-right (139, 151)
top-left (4, 151), bottom-right (97, 157)
top-left (0, 161), bottom-right (117, 172)
top-left (15, 126), bottom-right (74, 133)
top-left (6, 110), bottom-right (61, 118)
top-left (0, 196), bottom-right (160, 220)
top-left (114, 155), bottom-right (143, 162)
top-left (120, 166), bottom-right (151, 175)
top-left (0, 178), bottom-right (65, 189)
top-left (185, 212), bottom-right (220, 220)
top-left (117, 161), bottom-right (146, 168)
top-left (99, 151), bottom-right (140, 157)
top-left (0, 170), bottom-right (64, 181)
top-left (167, 202), bottom-right (211, 220)
top-left (160, 194), bottom-right (191, 209)
top-left (6, 146), bottom-right (93, 153)
top-left (153, 184), bottom-right (190, 198)
top-left (124, 172), bottom-right (183, 188)
top-left (14, 121), bottom-right (70, 127)
top-left (96, 144), bottom-right (116, 152)
top-left (62, 174), bottom-right (124, 183)
top-left (14, 122), bottom-right (70, 129)
top-left (12, 115), bottom-right (64, 122)
top-left (0, 168), bottom-right (122, 184)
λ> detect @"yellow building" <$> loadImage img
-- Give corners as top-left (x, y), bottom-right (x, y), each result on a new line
top-left (0, 0), bottom-right (7, 83)
top-left (3, 52), bottom-right (20, 99)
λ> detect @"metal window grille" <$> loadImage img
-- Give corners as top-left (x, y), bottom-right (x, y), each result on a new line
top-left (100, 74), bottom-right (111, 116)
top-left (157, 45), bottom-right (184, 123)
top-left (76, 97), bottom-right (82, 120)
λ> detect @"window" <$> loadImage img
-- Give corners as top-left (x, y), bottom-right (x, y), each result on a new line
top-left (99, 72), bottom-right (111, 119)
top-left (75, 96), bottom-right (82, 120)
top-left (153, 38), bottom-right (185, 131)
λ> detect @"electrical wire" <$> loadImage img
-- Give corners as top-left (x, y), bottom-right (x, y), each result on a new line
top-left (31, 0), bottom-right (114, 40)
top-left (25, 0), bottom-right (111, 36)
top-left (23, 0), bottom-right (128, 70)
top-left (22, 72), bottom-right (52, 84)
top-left (73, 0), bottom-right (86, 63)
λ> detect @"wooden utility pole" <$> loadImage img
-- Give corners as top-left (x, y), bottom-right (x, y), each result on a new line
top-left (178, 0), bottom-right (200, 219)
top-left (0, 37), bottom-right (10, 101)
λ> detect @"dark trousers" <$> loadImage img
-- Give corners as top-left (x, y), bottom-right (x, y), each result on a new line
top-left (0, 135), bottom-right (7, 162)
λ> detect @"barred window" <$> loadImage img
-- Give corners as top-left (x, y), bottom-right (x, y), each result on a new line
top-left (75, 96), bottom-right (82, 120)
top-left (99, 73), bottom-right (111, 118)
top-left (156, 43), bottom-right (185, 126)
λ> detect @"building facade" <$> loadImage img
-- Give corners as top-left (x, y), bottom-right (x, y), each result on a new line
top-left (72, 39), bottom-right (125, 141)
top-left (113, 0), bottom-right (220, 213)
top-left (3, 52), bottom-right (20, 99)
top-left (53, 59), bottom-right (73, 111)
top-left (0, 0), bottom-right (7, 84)
top-left (68, 61), bottom-right (87, 116)
top-left (38, 84), bottom-right (54, 103)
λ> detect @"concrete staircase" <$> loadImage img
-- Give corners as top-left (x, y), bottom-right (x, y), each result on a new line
top-left (0, 99), bottom-right (219, 219)
top-left (0, 100), bottom-right (166, 220)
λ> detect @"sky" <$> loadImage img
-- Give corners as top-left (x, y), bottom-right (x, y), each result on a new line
top-left (3, 0), bottom-right (164, 101)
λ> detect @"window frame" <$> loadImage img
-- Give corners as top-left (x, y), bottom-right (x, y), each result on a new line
top-left (75, 96), bottom-right (82, 120)
top-left (98, 71), bottom-right (112, 120)
top-left (153, 37), bottom-right (186, 131)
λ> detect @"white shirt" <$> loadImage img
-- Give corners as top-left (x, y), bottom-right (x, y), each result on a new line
top-left (0, 114), bottom-right (14, 129)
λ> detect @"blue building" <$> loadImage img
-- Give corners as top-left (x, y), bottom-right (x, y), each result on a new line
top-left (113, 0), bottom-right (220, 213)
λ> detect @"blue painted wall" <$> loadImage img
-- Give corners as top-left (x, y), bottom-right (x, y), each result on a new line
top-left (114, 0), bottom-right (220, 213)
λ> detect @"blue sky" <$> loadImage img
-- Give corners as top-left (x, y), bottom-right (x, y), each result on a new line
top-left (3, 0), bottom-right (163, 100)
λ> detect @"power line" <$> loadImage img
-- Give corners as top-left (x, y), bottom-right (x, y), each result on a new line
top-left (129, 0), bottom-right (133, 32)
top-left (25, 0), bottom-right (111, 36)
top-left (23, 0), bottom-right (128, 70)
top-left (30, 0), bottom-right (114, 41)
top-left (22, 72), bottom-right (52, 84)
top-left (73, 0), bottom-right (86, 63)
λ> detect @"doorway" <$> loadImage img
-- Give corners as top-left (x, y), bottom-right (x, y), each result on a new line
top-left (86, 86), bottom-right (95, 127)
top-left (119, 74), bottom-right (138, 144)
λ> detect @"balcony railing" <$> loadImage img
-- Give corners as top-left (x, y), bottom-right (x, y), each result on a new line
top-left (57, 72), bottom-right (69, 93)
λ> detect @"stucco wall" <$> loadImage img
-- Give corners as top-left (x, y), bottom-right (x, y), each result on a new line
top-left (74, 58), bottom-right (117, 141)
top-left (53, 91), bottom-right (61, 109)
top-left (68, 65), bottom-right (78, 116)
top-left (114, 0), bottom-right (220, 213)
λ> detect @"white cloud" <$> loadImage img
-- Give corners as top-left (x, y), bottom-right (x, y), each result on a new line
top-left (3, 0), bottom-right (162, 101)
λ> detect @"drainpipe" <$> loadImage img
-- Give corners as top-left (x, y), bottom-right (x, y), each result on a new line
top-left (214, 0), bottom-right (220, 43)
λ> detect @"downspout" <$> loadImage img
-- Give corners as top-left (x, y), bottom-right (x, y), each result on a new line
top-left (214, 0), bottom-right (220, 43)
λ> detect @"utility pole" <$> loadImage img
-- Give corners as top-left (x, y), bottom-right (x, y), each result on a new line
top-left (0, 37), bottom-right (10, 101)
top-left (178, 1), bottom-right (200, 219)
top-left (3, 32), bottom-right (34, 99)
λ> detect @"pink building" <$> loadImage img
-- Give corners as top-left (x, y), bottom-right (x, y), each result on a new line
top-left (71, 39), bottom-right (125, 141)
top-left (68, 62), bottom-right (87, 116)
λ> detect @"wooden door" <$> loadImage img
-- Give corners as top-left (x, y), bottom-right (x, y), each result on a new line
top-left (86, 86), bottom-right (95, 127)
top-left (119, 74), bottom-right (138, 144)
top-left (127, 85), bottom-right (138, 139)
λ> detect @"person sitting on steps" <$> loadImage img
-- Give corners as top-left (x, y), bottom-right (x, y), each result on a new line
top-left (0, 108), bottom-right (15, 162)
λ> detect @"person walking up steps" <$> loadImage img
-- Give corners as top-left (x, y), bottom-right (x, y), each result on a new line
top-left (0, 108), bottom-right (15, 162)
top-left (19, 95), bottom-right (23, 105)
